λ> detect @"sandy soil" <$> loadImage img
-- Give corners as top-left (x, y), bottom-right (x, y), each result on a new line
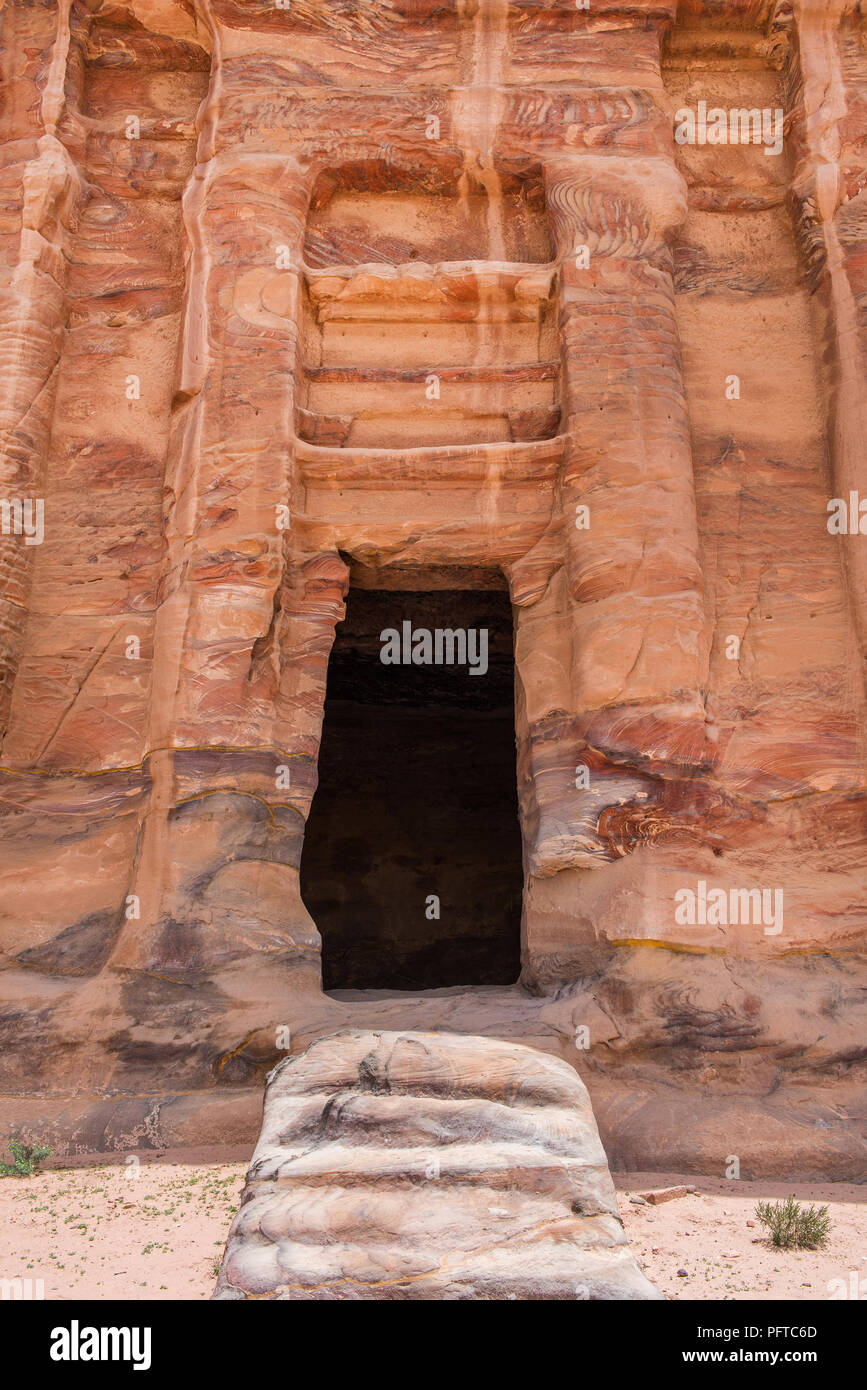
top-left (0, 1152), bottom-right (863, 1300)
top-left (0, 1149), bottom-right (248, 1301)
top-left (616, 1171), bottom-right (867, 1301)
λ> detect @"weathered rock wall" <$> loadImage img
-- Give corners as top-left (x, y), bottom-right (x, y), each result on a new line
top-left (0, 0), bottom-right (864, 1178)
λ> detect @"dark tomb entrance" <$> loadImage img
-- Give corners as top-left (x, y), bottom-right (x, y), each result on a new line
top-left (301, 582), bottom-right (523, 991)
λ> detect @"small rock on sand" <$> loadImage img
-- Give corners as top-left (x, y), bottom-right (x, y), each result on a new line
top-left (641, 1186), bottom-right (689, 1205)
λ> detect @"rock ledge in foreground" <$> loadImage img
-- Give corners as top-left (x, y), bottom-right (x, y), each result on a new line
top-left (213, 1029), bottom-right (662, 1301)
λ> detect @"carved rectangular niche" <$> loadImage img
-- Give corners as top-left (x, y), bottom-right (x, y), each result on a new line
top-left (297, 169), bottom-right (560, 449)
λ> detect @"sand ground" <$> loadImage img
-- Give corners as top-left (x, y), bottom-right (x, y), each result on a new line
top-left (616, 1171), bottom-right (866, 1301)
top-left (0, 1151), bottom-right (863, 1300)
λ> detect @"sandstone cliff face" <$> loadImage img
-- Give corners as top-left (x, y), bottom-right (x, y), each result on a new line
top-left (0, 1), bottom-right (864, 1179)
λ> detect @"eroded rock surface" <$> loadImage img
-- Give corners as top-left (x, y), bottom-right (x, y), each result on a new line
top-left (213, 1031), bottom-right (661, 1301)
top-left (0, 1), bottom-right (864, 1178)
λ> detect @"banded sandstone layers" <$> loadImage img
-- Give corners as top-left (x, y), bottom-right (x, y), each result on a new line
top-left (0, 0), bottom-right (864, 1178)
top-left (213, 1031), bottom-right (663, 1300)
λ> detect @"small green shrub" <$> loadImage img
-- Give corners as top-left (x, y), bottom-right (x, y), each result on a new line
top-left (754, 1195), bottom-right (831, 1250)
top-left (0, 1139), bottom-right (53, 1178)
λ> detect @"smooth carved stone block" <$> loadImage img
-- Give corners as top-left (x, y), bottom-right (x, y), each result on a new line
top-left (213, 1030), bottom-right (662, 1301)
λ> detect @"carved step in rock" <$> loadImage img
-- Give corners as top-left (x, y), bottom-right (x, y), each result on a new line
top-left (213, 1030), bottom-right (662, 1301)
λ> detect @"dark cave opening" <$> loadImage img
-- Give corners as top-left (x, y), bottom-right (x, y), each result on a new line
top-left (300, 585), bottom-right (523, 991)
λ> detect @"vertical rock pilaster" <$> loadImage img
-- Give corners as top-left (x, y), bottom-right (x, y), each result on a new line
top-left (788, 0), bottom-right (867, 693)
top-left (0, 0), bottom-right (87, 737)
top-left (108, 113), bottom-right (322, 983)
top-left (520, 152), bottom-right (712, 989)
top-left (545, 154), bottom-right (710, 760)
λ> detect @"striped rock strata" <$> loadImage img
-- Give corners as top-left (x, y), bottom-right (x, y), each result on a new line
top-left (0, 2), bottom-right (864, 1179)
top-left (213, 1030), bottom-right (662, 1301)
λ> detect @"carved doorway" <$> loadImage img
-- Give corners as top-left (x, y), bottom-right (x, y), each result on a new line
top-left (300, 577), bottom-right (523, 991)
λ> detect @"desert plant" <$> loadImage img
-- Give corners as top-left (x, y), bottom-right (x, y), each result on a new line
top-left (754, 1195), bottom-right (831, 1250)
top-left (0, 1138), bottom-right (52, 1178)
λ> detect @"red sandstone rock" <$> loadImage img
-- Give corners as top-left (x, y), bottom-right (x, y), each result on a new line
top-left (641, 1185), bottom-right (689, 1204)
top-left (0, 1), bottom-right (863, 1186)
